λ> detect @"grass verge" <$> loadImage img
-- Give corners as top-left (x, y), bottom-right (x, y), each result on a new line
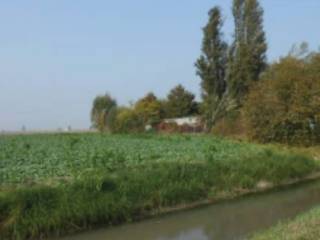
top-left (250, 206), bottom-right (320, 240)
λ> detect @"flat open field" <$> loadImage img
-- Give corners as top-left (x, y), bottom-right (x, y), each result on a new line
top-left (0, 133), bottom-right (318, 239)
top-left (0, 133), bottom-right (294, 186)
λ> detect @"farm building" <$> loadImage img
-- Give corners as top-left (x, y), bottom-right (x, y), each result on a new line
top-left (164, 116), bottom-right (201, 126)
top-left (157, 116), bottom-right (203, 133)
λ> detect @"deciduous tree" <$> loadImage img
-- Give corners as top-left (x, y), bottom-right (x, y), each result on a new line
top-left (134, 92), bottom-right (162, 126)
top-left (244, 53), bottom-right (320, 145)
top-left (165, 84), bottom-right (198, 118)
top-left (91, 94), bottom-right (117, 132)
top-left (228, 0), bottom-right (267, 103)
top-left (195, 6), bottom-right (228, 129)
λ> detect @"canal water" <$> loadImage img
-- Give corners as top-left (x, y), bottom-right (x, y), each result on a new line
top-left (58, 180), bottom-right (320, 240)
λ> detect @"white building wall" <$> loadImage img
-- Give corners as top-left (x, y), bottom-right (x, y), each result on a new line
top-left (164, 117), bottom-right (200, 126)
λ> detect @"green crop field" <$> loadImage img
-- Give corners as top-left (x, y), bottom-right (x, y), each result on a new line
top-left (0, 133), bottom-right (318, 240)
top-left (0, 133), bottom-right (279, 186)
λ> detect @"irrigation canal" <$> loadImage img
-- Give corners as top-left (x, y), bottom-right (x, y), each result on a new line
top-left (56, 180), bottom-right (320, 240)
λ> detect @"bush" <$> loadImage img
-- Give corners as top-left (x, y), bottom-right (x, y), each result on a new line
top-left (244, 55), bottom-right (320, 145)
top-left (109, 93), bottom-right (163, 133)
top-left (111, 108), bottom-right (144, 133)
top-left (212, 110), bottom-right (247, 138)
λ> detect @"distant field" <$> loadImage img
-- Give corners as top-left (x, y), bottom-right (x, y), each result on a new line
top-left (0, 133), bottom-right (318, 239)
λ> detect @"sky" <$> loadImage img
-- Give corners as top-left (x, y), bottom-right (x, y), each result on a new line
top-left (0, 0), bottom-right (319, 131)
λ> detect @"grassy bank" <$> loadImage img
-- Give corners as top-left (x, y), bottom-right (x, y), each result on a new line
top-left (0, 134), bottom-right (318, 239)
top-left (250, 206), bottom-right (320, 240)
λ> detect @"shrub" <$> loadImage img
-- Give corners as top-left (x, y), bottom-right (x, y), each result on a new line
top-left (112, 108), bottom-right (144, 133)
top-left (244, 55), bottom-right (320, 145)
top-left (212, 110), bottom-right (247, 139)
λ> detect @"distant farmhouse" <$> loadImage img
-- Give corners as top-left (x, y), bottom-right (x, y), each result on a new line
top-left (157, 116), bottom-right (203, 133)
top-left (164, 116), bottom-right (200, 126)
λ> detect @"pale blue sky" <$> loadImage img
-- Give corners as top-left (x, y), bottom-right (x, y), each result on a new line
top-left (0, 0), bottom-right (319, 131)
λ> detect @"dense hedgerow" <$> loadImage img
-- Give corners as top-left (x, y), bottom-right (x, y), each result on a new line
top-left (244, 54), bottom-right (320, 145)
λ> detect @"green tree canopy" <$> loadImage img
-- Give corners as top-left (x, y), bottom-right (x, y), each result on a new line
top-left (112, 107), bottom-right (144, 133)
top-left (244, 53), bottom-right (320, 145)
top-left (134, 92), bottom-right (162, 126)
top-left (165, 84), bottom-right (198, 118)
top-left (228, 0), bottom-right (267, 103)
top-left (91, 94), bottom-right (117, 132)
top-left (195, 6), bottom-right (228, 129)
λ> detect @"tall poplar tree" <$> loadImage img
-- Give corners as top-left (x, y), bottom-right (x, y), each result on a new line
top-left (195, 6), bottom-right (228, 129)
top-left (228, 0), bottom-right (267, 104)
top-left (245, 0), bottom-right (267, 81)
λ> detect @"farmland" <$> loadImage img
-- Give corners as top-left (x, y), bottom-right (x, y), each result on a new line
top-left (0, 133), bottom-right (266, 185)
top-left (0, 133), bottom-right (318, 239)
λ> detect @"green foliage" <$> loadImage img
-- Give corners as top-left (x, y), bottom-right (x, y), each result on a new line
top-left (0, 134), bottom-right (316, 186)
top-left (228, 0), bottom-right (267, 103)
top-left (244, 54), bottom-right (320, 145)
top-left (164, 84), bottom-right (198, 118)
top-left (0, 134), bottom-right (317, 239)
top-left (196, 6), bottom-right (228, 129)
top-left (134, 92), bottom-right (162, 126)
top-left (196, 0), bottom-right (267, 129)
top-left (105, 106), bottom-right (118, 133)
top-left (111, 107), bottom-right (144, 133)
top-left (212, 110), bottom-right (246, 138)
top-left (102, 93), bottom-right (163, 134)
top-left (91, 94), bottom-right (117, 132)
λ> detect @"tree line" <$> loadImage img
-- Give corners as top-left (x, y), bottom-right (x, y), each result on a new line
top-left (91, 0), bottom-right (320, 145)
top-left (91, 85), bottom-right (199, 133)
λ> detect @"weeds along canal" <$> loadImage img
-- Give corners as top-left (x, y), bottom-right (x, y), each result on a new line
top-left (56, 179), bottom-right (320, 240)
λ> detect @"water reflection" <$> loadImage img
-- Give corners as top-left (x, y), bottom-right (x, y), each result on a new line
top-left (57, 181), bottom-right (320, 240)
